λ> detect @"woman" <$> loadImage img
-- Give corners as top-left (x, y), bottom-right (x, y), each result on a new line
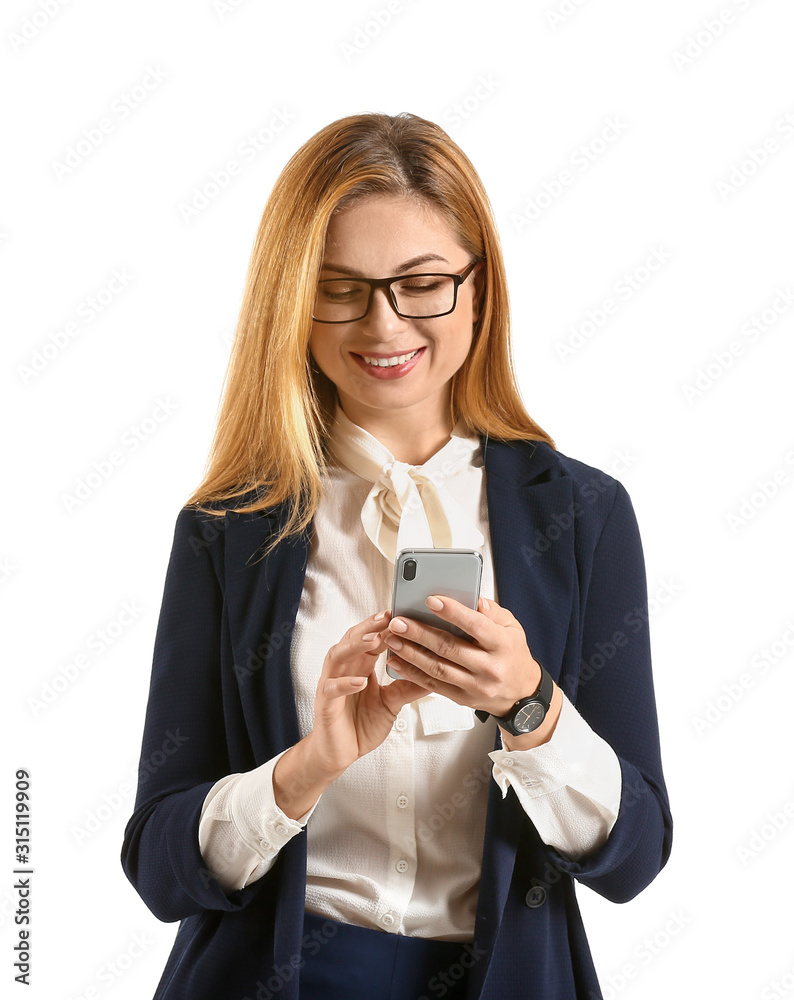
top-left (121, 112), bottom-right (672, 1000)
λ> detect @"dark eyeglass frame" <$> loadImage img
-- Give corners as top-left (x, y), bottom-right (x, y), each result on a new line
top-left (312, 257), bottom-right (483, 323)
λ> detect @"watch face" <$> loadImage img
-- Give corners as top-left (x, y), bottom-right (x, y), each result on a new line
top-left (514, 701), bottom-right (545, 733)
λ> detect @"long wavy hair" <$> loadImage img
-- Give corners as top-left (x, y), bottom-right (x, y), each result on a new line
top-left (186, 111), bottom-right (555, 558)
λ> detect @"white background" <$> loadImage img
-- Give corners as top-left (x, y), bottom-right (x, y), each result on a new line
top-left (2, 1), bottom-right (794, 998)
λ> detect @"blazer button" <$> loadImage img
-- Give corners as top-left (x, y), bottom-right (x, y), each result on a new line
top-left (525, 886), bottom-right (547, 908)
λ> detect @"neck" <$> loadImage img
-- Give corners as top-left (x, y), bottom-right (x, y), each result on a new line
top-left (335, 399), bottom-right (453, 465)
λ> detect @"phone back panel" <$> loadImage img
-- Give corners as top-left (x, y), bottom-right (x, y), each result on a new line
top-left (390, 548), bottom-right (483, 640)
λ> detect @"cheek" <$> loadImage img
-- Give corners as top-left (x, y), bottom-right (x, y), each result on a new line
top-left (447, 317), bottom-right (475, 365)
top-left (308, 331), bottom-right (334, 369)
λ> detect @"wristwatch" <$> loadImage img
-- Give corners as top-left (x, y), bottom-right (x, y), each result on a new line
top-left (474, 665), bottom-right (554, 736)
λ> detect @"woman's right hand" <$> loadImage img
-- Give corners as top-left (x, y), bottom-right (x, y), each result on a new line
top-left (306, 610), bottom-right (431, 779)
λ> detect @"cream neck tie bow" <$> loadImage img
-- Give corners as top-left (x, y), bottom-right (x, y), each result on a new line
top-left (326, 403), bottom-right (485, 735)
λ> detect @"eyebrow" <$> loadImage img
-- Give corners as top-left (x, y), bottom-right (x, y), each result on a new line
top-left (319, 253), bottom-right (451, 277)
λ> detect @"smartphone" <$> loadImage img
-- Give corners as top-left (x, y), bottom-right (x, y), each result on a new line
top-left (386, 548), bottom-right (483, 680)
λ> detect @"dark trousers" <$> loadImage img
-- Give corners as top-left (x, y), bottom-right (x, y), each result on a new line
top-left (299, 910), bottom-right (473, 1000)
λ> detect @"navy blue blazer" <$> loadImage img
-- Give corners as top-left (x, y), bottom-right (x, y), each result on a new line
top-left (121, 435), bottom-right (673, 1000)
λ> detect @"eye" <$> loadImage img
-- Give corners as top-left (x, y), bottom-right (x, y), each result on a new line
top-left (318, 281), bottom-right (366, 300)
top-left (396, 276), bottom-right (443, 296)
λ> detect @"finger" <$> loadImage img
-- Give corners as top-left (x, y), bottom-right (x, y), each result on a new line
top-left (383, 648), bottom-right (468, 701)
top-left (344, 611), bottom-right (393, 651)
top-left (324, 623), bottom-right (387, 678)
top-left (383, 677), bottom-right (435, 710)
top-left (421, 594), bottom-right (498, 649)
top-left (357, 609), bottom-right (392, 641)
top-left (320, 675), bottom-right (369, 699)
top-left (387, 612), bottom-right (491, 665)
top-left (475, 595), bottom-right (517, 626)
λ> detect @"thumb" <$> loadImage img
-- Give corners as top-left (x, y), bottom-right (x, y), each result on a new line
top-left (478, 595), bottom-right (517, 626)
top-left (384, 678), bottom-right (430, 710)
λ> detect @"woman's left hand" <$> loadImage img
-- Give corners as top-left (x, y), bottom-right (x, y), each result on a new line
top-left (379, 594), bottom-right (547, 718)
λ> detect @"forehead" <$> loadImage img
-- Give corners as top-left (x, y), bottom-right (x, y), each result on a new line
top-left (322, 194), bottom-right (464, 264)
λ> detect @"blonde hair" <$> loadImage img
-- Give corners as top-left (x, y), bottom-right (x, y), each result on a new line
top-left (186, 111), bottom-right (555, 559)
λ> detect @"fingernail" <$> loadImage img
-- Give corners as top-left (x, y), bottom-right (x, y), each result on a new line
top-left (374, 611), bottom-right (387, 622)
top-left (362, 632), bottom-right (378, 641)
top-left (390, 618), bottom-right (408, 633)
top-left (384, 634), bottom-right (402, 650)
top-left (426, 595), bottom-right (443, 611)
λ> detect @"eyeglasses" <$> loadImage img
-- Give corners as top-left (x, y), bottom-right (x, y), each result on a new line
top-left (312, 258), bottom-right (482, 324)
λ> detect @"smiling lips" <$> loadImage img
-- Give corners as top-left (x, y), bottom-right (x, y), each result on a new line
top-left (358, 348), bottom-right (421, 368)
top-left (350, 346), bottom-right (426, 379)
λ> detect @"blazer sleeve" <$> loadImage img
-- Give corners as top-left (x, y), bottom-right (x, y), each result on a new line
top-left (120, 506), bottom-right (274, 922)
top-left (546, 479), bottom-right (673, 902)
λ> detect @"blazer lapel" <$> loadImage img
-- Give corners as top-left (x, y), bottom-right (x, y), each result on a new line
top-left (482, 436), bottom-right (578, 686)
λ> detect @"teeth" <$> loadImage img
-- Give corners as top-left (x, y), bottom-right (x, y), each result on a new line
top-left (362, 349), bottom-right (419, 367)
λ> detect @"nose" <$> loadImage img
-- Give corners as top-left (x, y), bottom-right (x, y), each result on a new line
top-left (360, 285), bottom-right (407, 334)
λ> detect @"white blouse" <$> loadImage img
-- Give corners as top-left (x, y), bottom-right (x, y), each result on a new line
top-left (197, 408), bottom-right (622, 942)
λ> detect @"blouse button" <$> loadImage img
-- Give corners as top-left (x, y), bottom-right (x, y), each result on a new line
top-left (381, 913), bottom-right (395, 927)
top-left (395, 718), bottom-right (407, 731)
top-left (275, 824), bottom-right (289, 837)
top-left (259, 839), bottom-right (273, 852)
top-left (396, 795), bottom-right (409, 809)
top-left (396, 859), bottom-right (408, 873)
top-left (502, 757), bottom-right (515, 767)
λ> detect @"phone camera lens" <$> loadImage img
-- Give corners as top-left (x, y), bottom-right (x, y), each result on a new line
top-left (403, 559), bottom-right (417, 582)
